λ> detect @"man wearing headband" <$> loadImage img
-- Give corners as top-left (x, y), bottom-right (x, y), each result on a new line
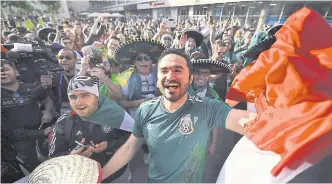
top-left (48, 76), bottom-right (134, 182)
top-left (101, 49), bottom-right (256, 183)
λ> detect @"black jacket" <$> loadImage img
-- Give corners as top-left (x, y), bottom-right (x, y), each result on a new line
top-left (48, 113), bottom-right (130, 167)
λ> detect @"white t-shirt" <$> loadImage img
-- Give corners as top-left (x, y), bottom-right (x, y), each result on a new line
top-left (122, 73), bottom-right (156, 119)
top-left (216, 103), bottom-right (313, 183)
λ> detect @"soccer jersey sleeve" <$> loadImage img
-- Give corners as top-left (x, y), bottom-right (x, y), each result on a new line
top-left (206, 98), bottom-right (232, 128)
top-left (132, 106), bottom-right (144, 138)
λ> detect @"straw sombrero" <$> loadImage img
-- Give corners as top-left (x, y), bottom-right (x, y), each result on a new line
top-left (114, 38), bottom-right (166, 64)
top-left (191, 59), bottom-right (233, 74)
top-left (25, 155), bottom-right (102, 183)
top-left (178, 29), bottom-right (204, 47)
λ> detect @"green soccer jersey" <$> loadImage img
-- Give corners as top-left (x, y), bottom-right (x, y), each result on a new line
top-left (133, 95), bottom-right (232, 183)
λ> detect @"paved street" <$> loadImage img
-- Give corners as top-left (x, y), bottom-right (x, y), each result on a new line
top-left (114, 128), bottom-right (243, 183)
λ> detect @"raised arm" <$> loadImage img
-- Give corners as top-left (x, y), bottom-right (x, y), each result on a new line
top-left (225, 109), bottom-right (257, 135)
top-left (102, 134), bottom-right (145, 180)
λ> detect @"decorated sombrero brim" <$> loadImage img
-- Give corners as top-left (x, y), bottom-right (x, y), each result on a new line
top-left (25, 155), bottom-right (102, 183)
top-left (191, 59), bottom-right (233, 74)
top-left (178, 29), bottom-right (204, 47)
top-left (114, 38), bottom-right (166, 64)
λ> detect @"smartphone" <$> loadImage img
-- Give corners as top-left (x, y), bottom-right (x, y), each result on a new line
top-left (74, 141), bottom-right (96, 150)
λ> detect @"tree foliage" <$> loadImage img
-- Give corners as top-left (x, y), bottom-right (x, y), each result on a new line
top-left (39, 1), bottom-right (61, 14)
top-left (1, 1), bottom-right (35, 12)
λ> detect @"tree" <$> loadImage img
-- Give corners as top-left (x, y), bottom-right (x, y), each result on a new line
top-left (1, 1), bottom-right (35, 12)
top-left (39, 1), bottom-right (61, 15)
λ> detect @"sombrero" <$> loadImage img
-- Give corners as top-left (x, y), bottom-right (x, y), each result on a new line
top-left (114, 38), bottom-right (166, 64)
top-left (191, 59), bottom-right (233, 74)
top-left (25, 155), bottom-right (102, 183)
top-left (178, 29), bottom-right (204, 47)
top-left (37, 27), bottom-right (56, 41)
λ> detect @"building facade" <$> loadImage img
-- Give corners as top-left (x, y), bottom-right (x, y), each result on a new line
top-left (87, 0), bottom-right (332, 27)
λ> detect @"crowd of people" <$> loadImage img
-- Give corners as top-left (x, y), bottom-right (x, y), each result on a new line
top-left (1, 7), bottom-right (332, 183)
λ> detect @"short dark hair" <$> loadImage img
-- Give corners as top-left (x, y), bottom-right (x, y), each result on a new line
top-left (1, 59), bottom-right (17, 70)
top-left (110, 36), bottom-right (120, 42)
top-left (158, 49), bottom-right (193, 75)
top-left (59, 48), bottom-right (77, 60)
top-left (7, 34), bottom-right (20, 42)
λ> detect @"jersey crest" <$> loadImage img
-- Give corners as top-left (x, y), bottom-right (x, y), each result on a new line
top-left (101, 125), bottom-right (113, 133)
top-left (179, 116), bottom-right (194, 135)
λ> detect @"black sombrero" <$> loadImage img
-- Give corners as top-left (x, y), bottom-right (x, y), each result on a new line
top-left (114, 38), bottom-right (166, 64)
top-left (37, 27), bottom-right (56, 41)
top-left (178, 29), bottom-right (204, 47)
top-left (191, 59), bottom-right (233, 74)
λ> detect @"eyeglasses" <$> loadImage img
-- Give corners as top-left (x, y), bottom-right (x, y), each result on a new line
top-left (63, 41), bottom-right (72, 45)
top-left (194, 70), bottom-right (210, 77)
top-left (12, 92), bottom-right (24, 104)
top-left (57, 55), bottom-right (73, 60)
top-left (163, 38), bottom-right (172, 42)
top-left (135, 55), bottom-right (151, 62)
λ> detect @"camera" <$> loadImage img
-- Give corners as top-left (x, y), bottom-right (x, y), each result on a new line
top-left (89, 50), bottom-right (103, 68)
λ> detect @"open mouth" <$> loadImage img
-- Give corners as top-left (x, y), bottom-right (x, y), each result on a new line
top-left (165, 83), bottom-right (179, 90)
top-left (76, 106), bottom-right (87, 111)
top-left (1, 75), bottom-right (8, 80)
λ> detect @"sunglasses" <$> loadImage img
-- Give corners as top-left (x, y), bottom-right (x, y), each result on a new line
top-left (57, 55), bottom-right (73, 60)
top-left (135, 55), bottom-right (151, 62)
top-left (163, 38), bottom-right (172, 42)
top-left (194, 70), bottom-right (210, 77)
top-left (63, 41), bottom-right (72, 45)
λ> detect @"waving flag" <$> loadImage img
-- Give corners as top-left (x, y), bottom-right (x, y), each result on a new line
top-left (226, 7), bottom-right (332, 176)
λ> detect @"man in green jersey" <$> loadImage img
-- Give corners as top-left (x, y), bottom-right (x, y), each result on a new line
top-left (101, 49), bottom-right (256, 183)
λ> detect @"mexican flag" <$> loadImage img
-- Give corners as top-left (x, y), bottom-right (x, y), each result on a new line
top-left (223, 7), bottom-right (332, 182)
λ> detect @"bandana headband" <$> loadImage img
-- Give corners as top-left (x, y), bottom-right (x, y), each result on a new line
top-left (67, 76), bottom-right (99, 98)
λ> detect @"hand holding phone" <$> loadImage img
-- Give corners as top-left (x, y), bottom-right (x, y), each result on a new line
top-left (70, 138), bottom-right (95, 157)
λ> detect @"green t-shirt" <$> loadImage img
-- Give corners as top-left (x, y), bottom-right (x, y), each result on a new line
top-left (133, 95), bottom-right (232, 183)
top-left (99, 73), bottom-right (119, 99)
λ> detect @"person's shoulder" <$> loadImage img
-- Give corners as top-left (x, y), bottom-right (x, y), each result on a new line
top-left (139, 97), bottom-right (161, 111)
top-left (191, 95), bottom-right (222, 106)
top-left (19, 82), bottom-right (35, 88)
top-left (188, 95), bottom-right (206, 104)
top-left (19, 83), bottom-right (37, 91)
top-left (55, 113), bottom-right (70, 126)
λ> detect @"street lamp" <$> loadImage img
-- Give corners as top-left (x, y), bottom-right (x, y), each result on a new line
top-left (245, 6), bottom-right (255, 26)
top-left (218, 6), bottom-right (224, 22)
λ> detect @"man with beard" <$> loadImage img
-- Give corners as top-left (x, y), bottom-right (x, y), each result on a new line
top-left (101, 49), bottom-right (256, 183)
